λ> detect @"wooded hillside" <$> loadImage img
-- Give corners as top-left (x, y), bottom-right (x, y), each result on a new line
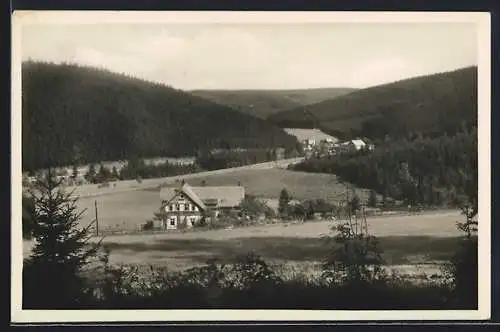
top-left (190, 87), bottom-right (355, 119)
top-left (268, 67), bottom-right (477, 140)
top-left (22, 61), bottom-right (300, 171)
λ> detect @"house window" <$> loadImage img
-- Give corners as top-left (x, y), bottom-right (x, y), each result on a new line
top-left (185, 203), bottom-right (191, 211)
top-left (176, 204), bottom-right (180, 211)
top-left (169, 217), bottom-right (176, 226)
top-left (170, 204), bottom-right (175, 211)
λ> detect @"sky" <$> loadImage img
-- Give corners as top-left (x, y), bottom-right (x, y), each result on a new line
top-left (21, 22), bottom-right (478, 90)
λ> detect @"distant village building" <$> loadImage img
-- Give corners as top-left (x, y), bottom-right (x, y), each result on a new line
top-left (283, 128), bottom-right (338, 157)
top-left (143, 156), bottom-right (196, 167)
top-left (331, 139), bottom-right (373, 154)
top-left (158, 182), bottom-right (245, 230)
top-left (339, 139), bottom-right (367, 153)
top-left (301, 138), bottom-right (375, 158)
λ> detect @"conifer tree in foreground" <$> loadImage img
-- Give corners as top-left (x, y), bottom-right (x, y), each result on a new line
top-left (23, 167), bottom-right (102, 308)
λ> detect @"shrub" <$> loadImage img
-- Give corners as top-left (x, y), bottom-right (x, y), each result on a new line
top-left (443, 202), bottom-right (478, 308)
top-left (322, 196), bottom-right (386, 287)
top-left (228, 252), bottom-right (283, 290)
top-left (92, 253), bottom-right (455, 309)
top-left (142, 220), bottom-right (154, 231)
top-left (97, 181), bottom-right (110, 189)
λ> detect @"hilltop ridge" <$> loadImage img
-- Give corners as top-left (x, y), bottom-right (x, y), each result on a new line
top-left (190, 87), bottom-right (356, 119)
top-left (268, 66), bottom-right (477, 140)
top-left (22, 61), bottom-right (300, 171)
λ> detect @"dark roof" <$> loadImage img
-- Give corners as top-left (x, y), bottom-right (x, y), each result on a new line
top-left (160, 183), bottom-right (245, 209)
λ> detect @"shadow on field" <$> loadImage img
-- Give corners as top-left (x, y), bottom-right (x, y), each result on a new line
top-left (103, 236), bottom-right (460, 265)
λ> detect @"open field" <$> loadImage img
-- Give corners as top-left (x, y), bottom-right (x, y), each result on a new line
top-left (148, 168), bottom-right (373, 202)
top-left (23, 211), bottom-right (464, 273)
top-left (63, 168), bottom-right (373, 232)
top-left (22, 162), bottom-right (466, 278)
top-left (97, 235), bottom-right (458, 273)
top-left (283, 128), bottom-right (338, 143)
top-left (60, 157), bottom-right (304, 199)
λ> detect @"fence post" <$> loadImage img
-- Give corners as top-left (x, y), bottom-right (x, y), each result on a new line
top-left (95, 200), bottom-right (99, 236)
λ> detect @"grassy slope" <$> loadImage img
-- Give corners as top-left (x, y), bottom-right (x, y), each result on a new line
top-left (268, 66), bottom-right (477, 140)
top-left (67, 167), bottom-right (458, 232)
top-left (190, 87), bottom-right (356, 119)
top-left (65, 168), bottom-right (371, 230)
top-left (22, 61), bottom-right (299, 170)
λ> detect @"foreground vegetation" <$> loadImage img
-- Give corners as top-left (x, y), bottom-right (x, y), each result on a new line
top-left (79, 254), bottom-right (461, 310)
top-left (22, 169), bottom-right (478, 310)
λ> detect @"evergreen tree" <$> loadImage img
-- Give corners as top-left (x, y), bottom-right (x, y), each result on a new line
top-left (367, 190), bottom-right (378, 208)
top-left (23, 168), bottom-right (102, 308)
top-left (305, 200), bottom-right (315, 220)
top-left (96, 163), bottom-right (111, 183)
top-left (278, 188), bottom-right (291, 218)
top-left (22, 195), bottom-right (35, 239)
top-left (111, 166), bottom-right (119, 179)
top-left (124, 156), bottom-right (144, 179)
top-left (349, 194), bottom-right (361, 214)
top-left (71, 164), bottom-right (78, 180)
top-left (85, 163), bottom-right (96, 183)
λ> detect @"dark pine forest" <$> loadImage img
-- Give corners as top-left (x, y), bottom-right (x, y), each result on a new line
top-left (22, 61), bottom-right (300, 171)
top-left (269, 66), bottom-right (477, 141)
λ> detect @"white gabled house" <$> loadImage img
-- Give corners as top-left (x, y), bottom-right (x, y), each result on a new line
top-left (337, 139), bottom-right (370, 153)
top-left (158, 182), bottom-right (245, 230)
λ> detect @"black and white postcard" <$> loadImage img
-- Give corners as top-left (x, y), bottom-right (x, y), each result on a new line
top-left (11, 11), bottom-right (491, 323)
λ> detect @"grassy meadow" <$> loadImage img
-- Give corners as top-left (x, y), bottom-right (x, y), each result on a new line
top-left (69, 168), bottom-right (373, 232)
top-left (152, 168), bottom-right (374, 201)
top-left (24, 210), bottom-right (463, 273)
top-left (23, 167), bottom-right (464, 279)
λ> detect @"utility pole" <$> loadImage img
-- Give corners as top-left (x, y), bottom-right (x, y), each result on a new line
top-left (345, 183), bottom-right (354, 235)
top-left (361, 203), bottom-right (369, 236)
top-left (95, 200), bottom-right (99, 236)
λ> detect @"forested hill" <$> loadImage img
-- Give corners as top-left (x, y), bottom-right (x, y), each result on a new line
top-left (268, 66), bottom-right (477, 140)
top-left (22, 61), bottom-right (300, 171)
top-left (190, 87), bottom-right (356, 119)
